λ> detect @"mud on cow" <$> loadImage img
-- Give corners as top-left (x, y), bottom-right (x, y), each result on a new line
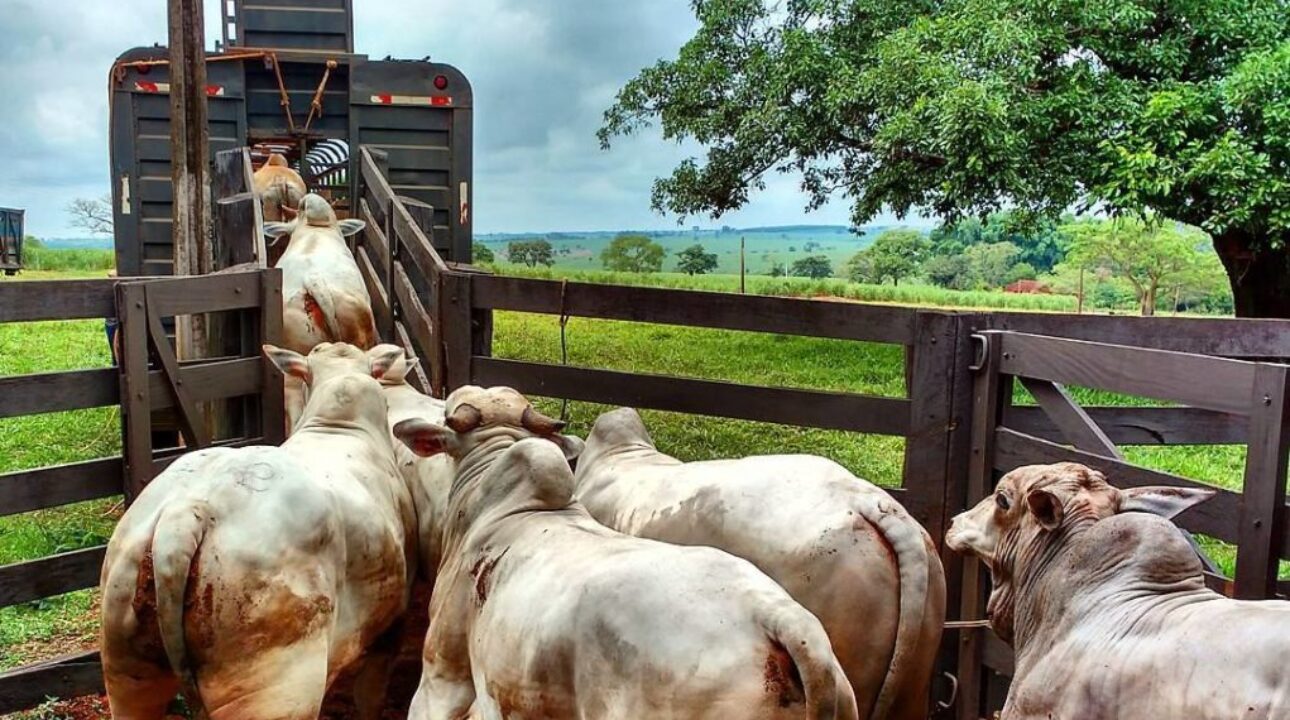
top-left (947, 463), bottom-right (1290, 720)
top-left (265, 193), bottom-right (374, 431)
top-left (392, 386), bottom-right (859, 720)
top-left (574, 407), bottom-right (945, 720)
top-left (99, 343), bottom-right (414, 720)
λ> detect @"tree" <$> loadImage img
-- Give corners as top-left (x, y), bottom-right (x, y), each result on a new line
top-left (791, 255), bottom-right (833, 279)
top-left (861, 228), bottom-right (928, 286)
top-left (507, 239), bottom-right (555, 268)
top-left (1066, 219), bottom-right (1216, 316)
top-left (845, 251), bottom-right (879, 284)
top-left (676, 243), bottom-right (718, 275)
top-left (601, 2), bottom-right (1290, 317)
top-left (472, 243), bottom-right (496, 264)
top-left (965, 242), bottom-right (1021, 288)
top-left (766, 261), bottom-right (788, 277)
top-left (68, 195), bottom-right (114, 235)
top-left (601, 233), bottom-right (665, 273)
top-left (924, 254), bottom-right (974, 290)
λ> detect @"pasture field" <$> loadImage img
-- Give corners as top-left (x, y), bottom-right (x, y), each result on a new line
top-left (477, 225), bottom-right (878, 276)
top-left (0, 264), bottom-right (1271, 688)
top-left (496, 265), bottom-right (1081, 312)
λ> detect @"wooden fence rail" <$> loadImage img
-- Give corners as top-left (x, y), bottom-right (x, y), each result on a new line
top-left (954, 329), bottom-right (1290, 719)
top-left (0, 269), bottom-right (283, 714)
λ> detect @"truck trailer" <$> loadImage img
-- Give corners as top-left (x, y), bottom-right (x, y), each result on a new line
top-left (109, 0), bottom-right (473, 277)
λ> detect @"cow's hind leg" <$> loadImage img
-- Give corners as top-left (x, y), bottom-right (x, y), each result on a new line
top-left (198, 637), bottom-right (329, 720)
top-left (103, 664), bottom-right (181, 720)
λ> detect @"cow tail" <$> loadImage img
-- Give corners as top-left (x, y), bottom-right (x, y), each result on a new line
top-left (759, 603), bottom-right (859, 720)
top-left (857, 495), bottom-right (944, 720)
top-left (301, 275), bottom-right (346, 342)
top-left (152, 501), bottom-right (212, 705)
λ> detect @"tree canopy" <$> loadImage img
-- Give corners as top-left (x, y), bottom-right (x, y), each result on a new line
top-left (791, 255), bottom-right (834, 278)
top-left (602, 234), bottom-right (666, 273)
top-left (676, 243), bottom-right (719, 274)
top-left (472, 243), bottom-right (496, 264)
top-left (848, 228), bottom-right (928, 286)
top-left (507, 240), bottom-right (554, 268)
top-left (602, 0), bottom-right (1290, 316)
top-left (1065, 219), bottom-right (1220, 316)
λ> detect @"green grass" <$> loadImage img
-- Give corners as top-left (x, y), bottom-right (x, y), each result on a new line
top-left (19, 247), bottom-right (115, 273)
top-left (496, 265), bottom-right (1085, 312)
top-left (0, 319), bottom-right (121, 671)
top-left (492, 311), bottom-right (910, 487)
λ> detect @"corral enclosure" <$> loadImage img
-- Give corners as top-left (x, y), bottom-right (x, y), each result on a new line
top-left (1, 153), bottom-right (1289, 717)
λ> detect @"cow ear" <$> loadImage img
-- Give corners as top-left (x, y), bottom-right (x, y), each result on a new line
top-left (368, 345), bottom-right (405, 380)
top-left (338, 219), bottom-right (367, 237)
top-left (263, 344), bottom-right (311, 384)
top-left (393, 418), bottom-right (460, 458)
top-left (263, 222), bottom-right (293, 241)
top-left (1119, 486), bottom-right (1215, 520)
top-left (1026, 488), bottom-right (1064, 531)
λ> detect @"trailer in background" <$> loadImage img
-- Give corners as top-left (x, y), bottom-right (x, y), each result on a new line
top-left (0, 207), bottom-right (24, 275)
top-left (109, 0), bottom-right (473, 277)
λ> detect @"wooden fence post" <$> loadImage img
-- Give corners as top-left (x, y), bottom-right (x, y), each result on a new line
top-left (1234, 363), bottom-right (1290, 599)
top-left (956, 330), bottom-right (1012, 720)
top-left (904, 312), bottom-right (979, 716)
top-left (382, 198), bottom-right (397, 342)
top-left (116, 283), bottom-right (154, 503)
top-left (441, 271), bottom-right (474, 390)
top-left (259, 269), bottom-right (286, 445)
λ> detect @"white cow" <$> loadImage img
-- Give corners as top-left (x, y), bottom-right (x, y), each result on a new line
top-left (392, 386), bottom-right (859, 720)
top-left (375, 353), bottom-right (454, 580)
top-left (100, 342), bottom-right (414, 720)
top-left (946, 463), bottom-right (1290, 720)
top-left (252, 153), bottom-right (306, 224)
top-left (574, 407), bottom-right (945, 720)
top-left (264, 193), bottom-right (374, 431)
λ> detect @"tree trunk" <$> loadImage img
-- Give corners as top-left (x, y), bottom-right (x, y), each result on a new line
top-left (1214, 228), bottom-right (1290, 319)
top-left (1141, 282), bottom-right (1156, 317)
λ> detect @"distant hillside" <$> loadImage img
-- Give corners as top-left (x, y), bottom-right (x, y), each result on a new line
top-left (38, 237), bottom-right (113, 250)
top-left (477, 224), bottom-right (925, 275)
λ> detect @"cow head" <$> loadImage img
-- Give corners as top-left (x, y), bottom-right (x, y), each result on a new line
top-left (263, 193), bottom-right (366, 249)
top-left (263, 342), bottom-right (404, 430)
top-left (370, 345), bottom-right (420, 385)
top-left (264, 342), bottom-right (404, 388)
top-left (945, 463), bottom-right (1212, 642)
top-left (391, 385), bottom-right (584, 464)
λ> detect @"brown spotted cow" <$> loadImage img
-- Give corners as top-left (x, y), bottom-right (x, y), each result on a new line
top-left (100, 343), bottom-right (415, 720)
top-left (946, 463), bottom-right (1290, 720)
top-left (253, 152), bottom-right (306, 225)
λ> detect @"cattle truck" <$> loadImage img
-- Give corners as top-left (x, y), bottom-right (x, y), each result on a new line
top-left (109, 0), bottom-right (473, 277)
top-left (0, 207), bottom-right (23, 275)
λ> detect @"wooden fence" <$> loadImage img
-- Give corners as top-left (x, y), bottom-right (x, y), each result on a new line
top-left (3, 145), bottom-right (1290, 715)
top-left (0, 269), bottom-right (282, 713)
top-left (350, 145), bottom-right (1290, 718)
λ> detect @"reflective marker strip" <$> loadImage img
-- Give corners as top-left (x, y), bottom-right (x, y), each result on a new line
top-left (371, 94), bottom-right (452, 107)
top-left (134, 82), bottom-right (226, 97)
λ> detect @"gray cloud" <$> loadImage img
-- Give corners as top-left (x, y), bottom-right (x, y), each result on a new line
top-left (0, 0), bottom-right (881, 238)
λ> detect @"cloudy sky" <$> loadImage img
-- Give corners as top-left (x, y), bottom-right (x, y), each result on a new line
top-left (0, 0), bottom-right (910, 238)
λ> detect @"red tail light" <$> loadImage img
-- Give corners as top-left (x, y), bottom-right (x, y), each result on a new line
top-left (434, 74), bottom-right (449, 90)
